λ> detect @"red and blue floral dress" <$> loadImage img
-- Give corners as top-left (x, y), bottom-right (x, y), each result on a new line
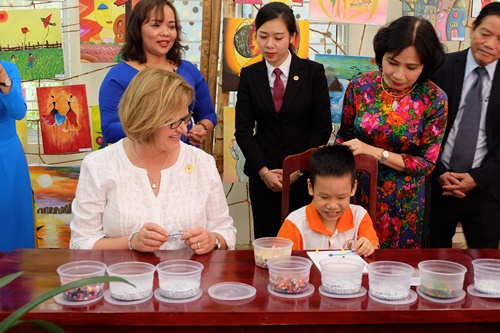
top-left (336, 70), bottom-right (448, 248)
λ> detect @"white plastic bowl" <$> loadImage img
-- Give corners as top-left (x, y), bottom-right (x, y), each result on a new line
top-left (320, 257), bottom-right (365, 294)
top-left (472, 259), bottom-right (500, 295)
top-left (367, 261), bottom-right (414, 300)
top-left (267, 256), bottom-right (312, 294)
top-left (252, 237), bottom-right (293, 269)
top-left (57, 260), bottom-right (107, 301)
top-left (156, 260), bottom-right (204, 299)
top-left (418, 260), bottom-right (466, 299)
top-left (107, 262), bottom-right (156, 301)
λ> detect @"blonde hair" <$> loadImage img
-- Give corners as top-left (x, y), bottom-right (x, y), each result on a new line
top-left (119, 68), bottom-right (194, 144)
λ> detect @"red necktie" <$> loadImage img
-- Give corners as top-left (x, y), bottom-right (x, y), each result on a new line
top-left (273, 68), bottom-right (284, 113)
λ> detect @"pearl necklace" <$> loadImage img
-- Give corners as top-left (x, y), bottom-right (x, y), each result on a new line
top-left (380, 75), bottom-right (417, 111)
top-left (132, 142), bottom-right (170, 189)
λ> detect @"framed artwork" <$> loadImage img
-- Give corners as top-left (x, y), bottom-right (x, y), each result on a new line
top-left (37, 84), bottom-right (92, 154)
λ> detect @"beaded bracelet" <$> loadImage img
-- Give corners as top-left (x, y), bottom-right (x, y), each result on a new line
top-left (128, 231), bottom-right (139, 251)
top-left (195, 122), bottom-right (208, 131)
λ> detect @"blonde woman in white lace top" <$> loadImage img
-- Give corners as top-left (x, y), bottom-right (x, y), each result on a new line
top-left (70, 68), bottom-right (236, 253)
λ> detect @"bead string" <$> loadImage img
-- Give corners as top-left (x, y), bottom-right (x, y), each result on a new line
top-left (132, 142), bottom-right (170, 189)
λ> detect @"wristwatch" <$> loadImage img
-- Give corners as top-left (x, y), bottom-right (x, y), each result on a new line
top-left (0, 78), bottom-right (12, 87)
top-left (213, 233), bottom-right (221, 250)
top-left (380, 150), bottom-right (389, 164)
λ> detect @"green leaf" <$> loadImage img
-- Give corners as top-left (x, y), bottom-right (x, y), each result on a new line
top-left (13, 320), bottom-right (65, 333)
top-left (0, 276), bottom-right (134, 333)
top-left (0, 272), bottom-right (24, 289)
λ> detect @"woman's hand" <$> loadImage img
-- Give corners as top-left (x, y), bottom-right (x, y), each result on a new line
top-left (181, 226), bottom-right (216, 255)
top-left (262, 169), bottom-right (283, 192)
top-left (186, 121), bottom-right (212, 146)
top-left (341, 139), bottom-right (371, 156)
top-left (131, 222), bottom-right (168, 252)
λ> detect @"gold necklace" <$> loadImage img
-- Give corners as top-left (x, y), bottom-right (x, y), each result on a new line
top-left (380, 75), bottom-right (417, 111)
top-left (132, 142), bottom-right (170, 189)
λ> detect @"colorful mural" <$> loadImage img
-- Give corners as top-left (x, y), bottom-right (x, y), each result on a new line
top-left (0, 9), bottom-right (64, 80)
top-left (309, 0), bottom-right (389, 25)
top-left (222, 18), bottom-right (309, 91)
top-left (30, 165), bottom-right (80, 249)
top-left (79, 0), bottom-right (127, 62)
top-left (223, 107), bottom-right (248, 183)
top-left (37, 84), bottom-right (92, 154)
top-left (315, 54), bottom-right (377, 124)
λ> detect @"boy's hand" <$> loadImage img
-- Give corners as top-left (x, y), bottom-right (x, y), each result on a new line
top-left (353, 237), bottom-right (376, 257)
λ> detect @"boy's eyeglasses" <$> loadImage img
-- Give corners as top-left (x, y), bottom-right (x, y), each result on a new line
top-left (169, 111), bottom-right (193, 129)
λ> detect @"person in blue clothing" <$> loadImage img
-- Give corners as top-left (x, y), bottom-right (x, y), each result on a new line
top-left (0, 61), bottom-right (36, 251)
top-left (99, 0), bottom-right (216, 146)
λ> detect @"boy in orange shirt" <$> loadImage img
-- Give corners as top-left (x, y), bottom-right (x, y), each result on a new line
top-left (278, 145), bottom-right (379, 256)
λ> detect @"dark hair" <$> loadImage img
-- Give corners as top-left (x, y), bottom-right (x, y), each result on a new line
top-left (255, 2), bottom-right (297, 53)
top-left (473, 2), bottom-right (500, 30)
top-left (121, 0), bottom-right (184, 65)
top-left (373, 16), bottom-right (445, 83)
top-left (309, 145), bottom-right (356, 188)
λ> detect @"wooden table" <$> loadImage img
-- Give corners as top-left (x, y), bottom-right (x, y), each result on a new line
top-left (1, 248), bottom-right (500, 333)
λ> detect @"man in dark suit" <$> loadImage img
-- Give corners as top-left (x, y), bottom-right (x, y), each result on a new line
top-left (430, 3), bottom-right (500, 249)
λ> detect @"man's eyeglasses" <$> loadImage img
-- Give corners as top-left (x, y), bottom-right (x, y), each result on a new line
top-left (169, 111), bottom-right (193, 129)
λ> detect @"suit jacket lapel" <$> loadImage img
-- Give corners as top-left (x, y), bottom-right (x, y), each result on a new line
top-left (254, 60), bottom-right (278, 117)
top-left (449, 51), bottom-right (467, 127)
top-left (485, 61), bottom-right (500, 143)
top-left (281, 54), bottom-right (305, 114)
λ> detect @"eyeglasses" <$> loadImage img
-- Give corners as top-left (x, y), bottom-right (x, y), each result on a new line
top-left (169, 111), bottom-right (193, 129)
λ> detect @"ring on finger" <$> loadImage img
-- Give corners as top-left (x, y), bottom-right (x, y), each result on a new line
top-left (197, 242), bottom-right (201, 249)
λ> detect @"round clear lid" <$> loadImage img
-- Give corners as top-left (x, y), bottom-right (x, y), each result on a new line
top-left (208, 282), bottom-right (256, 301)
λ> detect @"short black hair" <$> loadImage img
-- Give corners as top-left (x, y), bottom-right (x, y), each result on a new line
top-left (473, 2), bottom-right (500, 30)
top-left (255, 2), bottom-right (297, 53)
top-left (373, 16), bottom-right (445, 83)
top-left (310, 145), bottom-right (356, 188)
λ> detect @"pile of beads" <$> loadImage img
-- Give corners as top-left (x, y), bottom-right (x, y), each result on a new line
top-left (322, 279), bottom-right (360, 294)
top-left (160, 280), bottom-right (199, 299)
top-left (270, 276), bottom-right (309, 294)
top-left (64, 283), bottom-right (103, 301)
top-left (255, 255), bottom-right (270, 269)
top-left (420, 284), bottom-right (460, 299)
top-left (475, 279), bottom-right (500, 295)
top-left (369, 283), bottom-right (409, 300)
top-left (111, 289), bottom-right (152, 301)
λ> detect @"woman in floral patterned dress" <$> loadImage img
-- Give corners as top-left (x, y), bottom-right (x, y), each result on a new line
top-left (335, 16), bottom-right (448, 248)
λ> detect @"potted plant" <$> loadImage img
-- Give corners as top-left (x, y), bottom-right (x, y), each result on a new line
top-left (0, 272), bottom-right (132, 332)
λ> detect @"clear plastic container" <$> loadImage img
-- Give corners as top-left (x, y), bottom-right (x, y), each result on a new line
top-left (320, 257), bottom-right (365, 294)
top-left (156, 260), bottom-right (204, 299)
top-left (252, 237), bottom-right (293, 268)
top-left (267, 256), bottom-right (312, 294)
top-left (57, 260), bottom-right (107, 301)
top-left (418, 260), bottom-right (466, 299)
top-left (472, 259), bottom-right (500, 295)
top-left (367, 261), bottom-right (414, 300)
top-left (107, 262), bottom-right (156, 301)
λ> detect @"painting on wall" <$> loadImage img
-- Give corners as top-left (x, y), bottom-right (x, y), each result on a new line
top-left (223, 106), bottom-right (248, 183)
top-left (222, 18), bottom-right (309, 91)
top-left (472, 0), bottom-right (500, 17)
top-left (30, 165), bottom-right (80, 249)
top-left (234, 0), bottom-right (304, 6)
top-left (434, 0), bottom-right (466, 41)
top-left (37, 84), bottom-right (93, 154)
top-left (79, 0), bottom-right (126, 62)
top-left (402, 0), bottom-right (438, 27)
top-left (90, 105), bottom-right (109, 150)
top-left (315, 54), bottom-right (378, 124)
top-left (0, 9), bottom-right (64, 80)
top-left (309, 0), bottom-right (388, 25)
